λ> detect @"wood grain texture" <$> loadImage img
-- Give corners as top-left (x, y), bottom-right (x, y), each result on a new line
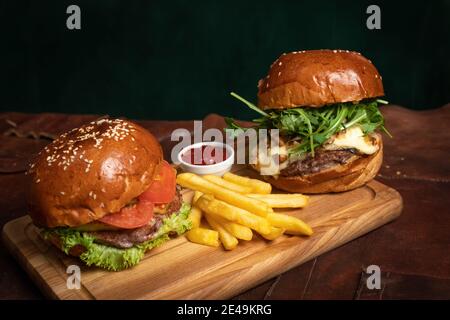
top-left (2, 167), bottom-right (402, 300)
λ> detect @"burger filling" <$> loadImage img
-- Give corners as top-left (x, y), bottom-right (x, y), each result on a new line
top-left (90, 187), bottom-right (183, 249)
top-left (280, 149), bottom-right (360, 177)
top-left (42, 161), bottom-right (192, 271)
top-left (226, 93), bottom-right (389, 177)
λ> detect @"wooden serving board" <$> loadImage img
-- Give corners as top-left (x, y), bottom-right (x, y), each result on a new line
top-left (2, 167), bottom-right (402, 300)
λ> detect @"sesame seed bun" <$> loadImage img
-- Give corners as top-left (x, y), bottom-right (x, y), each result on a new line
top-left (257, 50), bottom-right (384, 109)
top-left (27, 119), bottom-right (163, 228)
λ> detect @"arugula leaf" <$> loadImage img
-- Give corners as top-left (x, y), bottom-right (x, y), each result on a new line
top-left (230, 92), bottom-right (269, 117)
top-left (227, 92), bottom-right (390, 156)
top-left (224, 117), bottom-right (251, 139)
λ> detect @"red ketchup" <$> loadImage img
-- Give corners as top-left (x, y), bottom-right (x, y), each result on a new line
top-left (182, 145), bottom-right (230, 165)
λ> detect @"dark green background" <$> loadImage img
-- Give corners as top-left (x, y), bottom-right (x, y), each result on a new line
top-left (2, 0), bottom-right (449, 121)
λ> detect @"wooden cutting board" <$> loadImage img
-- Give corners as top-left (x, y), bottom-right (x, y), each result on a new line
top-left (2, 167), bottom-right (402, 300)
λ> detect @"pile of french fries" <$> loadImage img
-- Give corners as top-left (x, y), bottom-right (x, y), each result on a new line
top-left (177, 172), bottom-right (313, 250)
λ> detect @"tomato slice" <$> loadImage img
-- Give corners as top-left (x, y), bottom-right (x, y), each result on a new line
top-left (139, 160), bottom-right (176, 204)
top-left (99, 200), bottom-right (154, 229)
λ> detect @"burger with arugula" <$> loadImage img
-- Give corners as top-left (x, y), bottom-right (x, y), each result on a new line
top-left (27, 119), bottom-right (191, 271)
top-left (227, 49), bottom-right (390, 193)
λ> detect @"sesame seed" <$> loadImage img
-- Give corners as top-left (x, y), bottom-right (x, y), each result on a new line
top-left (39, 119), bottom-right (136, 172)
top-left (278, 61), bottom-right (282, 66)
top-left (36, 179), bottom-right (40, 183)
top-left (60, 191), bottom-right (65, 195)
top-left (278, 71), bottom-right (281, 77)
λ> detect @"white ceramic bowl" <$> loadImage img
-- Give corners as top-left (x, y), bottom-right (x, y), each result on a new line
top-left (177, 142), bottom-right (234, 176)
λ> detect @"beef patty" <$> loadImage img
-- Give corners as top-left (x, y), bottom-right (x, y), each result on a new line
top-left (90, 187), bottom-right (183, 249)
top-left (280, 149), bottom-right (360, 177)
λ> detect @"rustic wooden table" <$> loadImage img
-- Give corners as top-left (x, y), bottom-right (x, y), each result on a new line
top-left (1, 105), bottom-right (449, 299)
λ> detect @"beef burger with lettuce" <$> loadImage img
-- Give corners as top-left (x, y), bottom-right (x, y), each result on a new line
top-left (27, 119), bottom-right (191, 271)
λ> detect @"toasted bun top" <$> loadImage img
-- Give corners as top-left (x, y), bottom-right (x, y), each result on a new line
top-left (27, 118), bottom-right (163, 228)
top-left (257, 50), bottom-right (384, 109)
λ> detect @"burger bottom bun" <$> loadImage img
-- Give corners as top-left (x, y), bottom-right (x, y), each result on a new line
top-left (262, 142), bottom-right (383, 194)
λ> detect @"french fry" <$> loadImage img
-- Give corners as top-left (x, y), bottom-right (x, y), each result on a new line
top-left (188, 206), bottom-right (202, 228)
top-left (203, 175), bottom-right (252, 194)
top-left (259, 226), bottom-right (285, 241)
top-left (223, 172), bottom-right (272, 194)
top-left (213, 215), bottom-right (253, 241)
top-left (205, 214), bottom-right (239, 250)
top-left (196, 194), bottom-right (272, 235)
top-left (247, 193), bottom-right (309, 208)
top-left (267, 213), bottom-right (313, 236)
top-left (177, 173), bottom-right (272, 217)
top-left (186, 228), bottom-right (220, 247)
top-left (192, 191), bottom-right (203, 205)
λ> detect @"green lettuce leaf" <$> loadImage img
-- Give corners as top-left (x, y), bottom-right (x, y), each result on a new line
top-left (42, 203), bottom-right (191, 271)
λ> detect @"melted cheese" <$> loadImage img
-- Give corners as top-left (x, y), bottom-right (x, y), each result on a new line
top-left (324, 126), bottom-right (379, 155)
top-left (74, 222), bottom-right (120, 232)
top-left (254, 145), bottom-right (289, 176)
top-left (253, 125), bottom-right (378, 176)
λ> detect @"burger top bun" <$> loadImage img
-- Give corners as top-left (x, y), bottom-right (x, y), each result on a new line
top-left (257, 50), bottom-right (384, 109)
top-left (27, 119), bottom-right (163, 228)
